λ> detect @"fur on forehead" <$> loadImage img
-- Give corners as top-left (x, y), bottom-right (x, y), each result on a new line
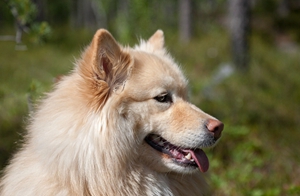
top-left (134, 30), bottom-right (186, 79)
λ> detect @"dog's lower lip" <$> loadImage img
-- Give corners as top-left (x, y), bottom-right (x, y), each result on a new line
top-left (144, 134), bottom-right (199, 168)
top-left (144, 134), bottom-right (210, 172)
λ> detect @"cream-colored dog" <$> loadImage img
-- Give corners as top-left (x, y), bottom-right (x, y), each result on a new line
top-left (0, 29), bottom-right (223, 196)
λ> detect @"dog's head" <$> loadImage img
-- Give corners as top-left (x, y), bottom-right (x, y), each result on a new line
top-left (78, 29), bottom-right (224, 174)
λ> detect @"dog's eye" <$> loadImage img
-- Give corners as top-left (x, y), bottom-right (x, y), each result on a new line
top-left (154, 93), bottom-right (172, 103)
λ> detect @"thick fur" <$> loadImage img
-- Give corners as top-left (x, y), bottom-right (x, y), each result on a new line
top-left (0, 29), bottom-right (221, 195)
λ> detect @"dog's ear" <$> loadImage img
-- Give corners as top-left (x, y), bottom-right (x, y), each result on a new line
top-left (92, 29), bottom-right (132, 88)
top-left (91, 29), bottom-right (132, 92)
top-left (147, 29), bottom-right (164, 50)
top-left (80, 29), bottom-right (133, 108)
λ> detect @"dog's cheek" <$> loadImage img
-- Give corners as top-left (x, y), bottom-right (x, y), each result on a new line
top-left (119, 101), bottom-right (154, 133)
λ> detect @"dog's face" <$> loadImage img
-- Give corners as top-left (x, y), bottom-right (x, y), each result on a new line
top-left (79, 29), bottom-right (223, 174)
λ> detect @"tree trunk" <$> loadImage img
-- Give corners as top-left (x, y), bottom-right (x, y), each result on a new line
top-left (32, 0), bottom-right (46, 22)
top-left (277, 0), bottom-right (289, 17)
top-left (179, 0), bottom-right (191, 43)
top-left (228, 0), bottom-right (251, 72)
top-left (71, 0), bottom-right (105, 30)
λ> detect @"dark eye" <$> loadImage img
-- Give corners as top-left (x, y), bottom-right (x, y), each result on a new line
top-left (154, 93), bottom-right (172, 103)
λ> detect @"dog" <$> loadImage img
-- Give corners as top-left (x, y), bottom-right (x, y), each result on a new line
top-left (0, 29), bottom-right (224, 195)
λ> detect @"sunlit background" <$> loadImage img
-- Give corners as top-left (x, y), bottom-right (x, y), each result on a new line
top-left (0, 0), bottom-right (300, 195)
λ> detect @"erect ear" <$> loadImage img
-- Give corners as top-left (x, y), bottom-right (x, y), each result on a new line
top-left (80, 29), bottom-right (133, 108)
top-left (91, 29), bottom-right (132, 91)
top-left (147, 29), bottom-right (165, 50)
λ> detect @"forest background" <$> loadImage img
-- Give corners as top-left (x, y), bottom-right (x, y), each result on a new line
top-left (0, 0), bottom-right (300, 195)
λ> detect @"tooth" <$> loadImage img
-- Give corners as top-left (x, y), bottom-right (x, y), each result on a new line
top-left (158, 141), bottom-right (164, 146)
top-left (185, 153), bottom-right (192, 160)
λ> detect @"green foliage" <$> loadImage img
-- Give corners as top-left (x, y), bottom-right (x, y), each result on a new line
top-left (288, 185), bottom-right (300, 195)
top-left (8, 0), bottom-right (37, 24)
top-left (5, 0), bottom-right (52, 44)
top-left (29, 21), bottom-right (52, 44)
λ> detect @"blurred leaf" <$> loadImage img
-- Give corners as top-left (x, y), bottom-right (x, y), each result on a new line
top-left (29, 22), bottom-right (52, 44)
top-left (288, 185), bottom-right (300, 195)
top-left (8, 0), bottom-right (37, 24)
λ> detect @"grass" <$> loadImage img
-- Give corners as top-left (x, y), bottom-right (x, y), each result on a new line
top-left (0, 27), bottom-right (299, 195)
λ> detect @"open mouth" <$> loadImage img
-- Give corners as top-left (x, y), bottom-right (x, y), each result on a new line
top-left (144, 134), bottom-right (209, 172)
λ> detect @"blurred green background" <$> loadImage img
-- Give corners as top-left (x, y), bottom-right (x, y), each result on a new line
top-left (0, 0), bottom-right (300, 195)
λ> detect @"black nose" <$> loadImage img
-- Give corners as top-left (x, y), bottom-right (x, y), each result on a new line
top-left (206, 119), bottom-right (224, 140)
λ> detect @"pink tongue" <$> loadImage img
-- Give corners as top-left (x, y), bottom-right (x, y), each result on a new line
top-left (187, 149), bottom-right (209, 172)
